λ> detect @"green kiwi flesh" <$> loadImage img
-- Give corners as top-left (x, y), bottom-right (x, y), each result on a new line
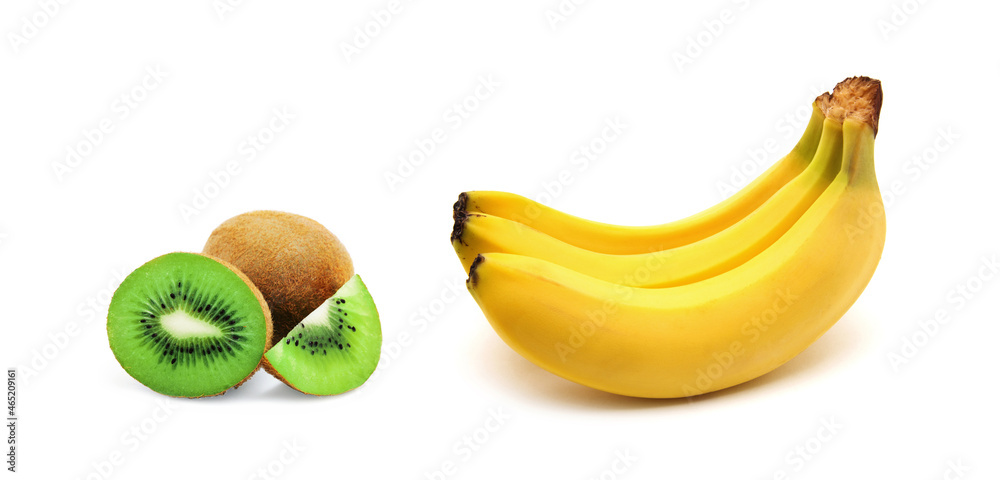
top-left (107, 252), bottom-right (272, 398)
top-left (263, 275), bottom-right (381, 395)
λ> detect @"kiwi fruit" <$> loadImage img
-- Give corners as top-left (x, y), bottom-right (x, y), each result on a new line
top-left (202, 211), bottom-right (353, 345)
top-left (263, 275), bottom-right (381, 395)
top-left (107, 252), bottom-right (272, 398)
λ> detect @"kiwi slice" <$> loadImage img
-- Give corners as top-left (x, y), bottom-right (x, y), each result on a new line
top-left (263, 275), bottom-right (381, 395)
top-left (107, 252), bottom-right (272, 398)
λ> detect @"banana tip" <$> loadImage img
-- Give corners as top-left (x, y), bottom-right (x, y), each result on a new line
top-left (468, 254), bottom-right (485, 287)
top-left (452, 192), bottom-right (472, 244)
top-left (453, 192), bottom-right (469, 219)
top-left (451, 209), bottom-right (469, 245)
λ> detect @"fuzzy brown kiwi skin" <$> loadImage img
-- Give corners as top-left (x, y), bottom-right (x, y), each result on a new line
top-left (120, 253), bottom-right (273, 399)
top-left (206, 254), bottom-right (273, 395)
top-left (202, 211), bottom-right (354, 345)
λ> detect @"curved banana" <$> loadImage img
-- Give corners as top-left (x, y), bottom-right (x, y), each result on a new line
top-left (452, 118), bottom-right (844, 287)
top-left (455, 102), bottom-right (826, 255)
top-left (464, 77), bottom-right (885, 398)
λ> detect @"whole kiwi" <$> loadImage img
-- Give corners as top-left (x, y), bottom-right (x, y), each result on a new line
top-left (203, 211), bottom-right (353, 343)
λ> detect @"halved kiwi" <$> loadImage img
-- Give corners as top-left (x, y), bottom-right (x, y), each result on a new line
top-left (262, 275), bottom-right (381, 395)
top-left (107, 252), bottom-right (272, 398)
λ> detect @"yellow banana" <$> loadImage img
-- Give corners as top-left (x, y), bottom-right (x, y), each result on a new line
top-left (454, 102), bottom-right (826, 255)
top-left (463, 77), bottom-right (884, 398)
top-left (452, 117), bottom-right (844, 287)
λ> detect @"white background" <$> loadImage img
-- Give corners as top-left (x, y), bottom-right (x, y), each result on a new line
top-left (2, 0), bottom-right (998, 478)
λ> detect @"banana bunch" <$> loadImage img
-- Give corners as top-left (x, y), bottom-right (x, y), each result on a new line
top-left (451, 77), bottom-right (886, 398)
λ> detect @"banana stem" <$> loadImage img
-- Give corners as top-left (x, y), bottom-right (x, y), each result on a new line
top-left (818, 76), bottom-right (883, 136)
top-left (843, 119), bottom-right (878, 189)
top-left (790, 103), bottom-right (826, 162)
